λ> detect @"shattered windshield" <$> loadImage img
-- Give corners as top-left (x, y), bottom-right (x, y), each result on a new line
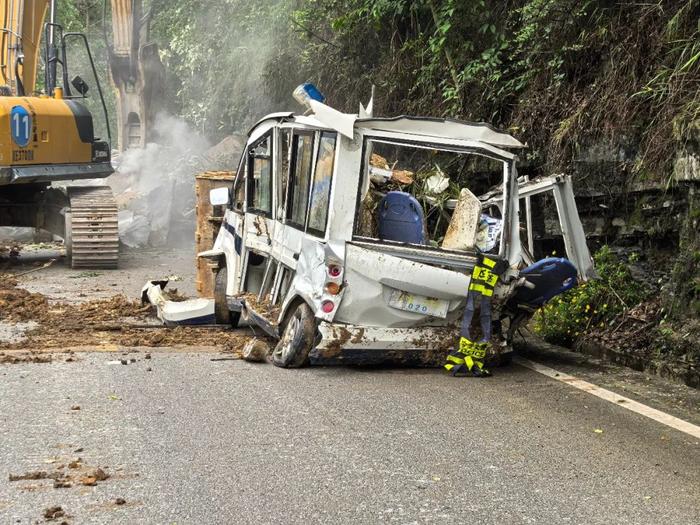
top-left (356, 139), bottom-right (506, 253)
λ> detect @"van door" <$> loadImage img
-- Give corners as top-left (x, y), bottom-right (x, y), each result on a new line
top-left (482, 174), bottom-right (596, 280)
top-left (241, 132), bottom-right (276, 294)
top-left (221, 157), bottom-right (246, 297)
top-left (245, 133), bottom-right (275, 253)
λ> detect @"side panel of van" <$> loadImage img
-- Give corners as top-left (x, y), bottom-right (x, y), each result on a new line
top-left (271, 128), bottom-right (344, 323)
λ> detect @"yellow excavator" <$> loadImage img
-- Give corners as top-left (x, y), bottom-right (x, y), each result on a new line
top-left (0, 0), bottom-right (117, 268)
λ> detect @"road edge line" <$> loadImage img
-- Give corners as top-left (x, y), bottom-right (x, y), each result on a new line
top-left (514, 356), bottom-right (700, 440)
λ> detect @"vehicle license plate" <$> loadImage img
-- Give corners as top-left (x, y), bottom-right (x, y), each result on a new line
top-left (388, 290), bottom-right (449, 318)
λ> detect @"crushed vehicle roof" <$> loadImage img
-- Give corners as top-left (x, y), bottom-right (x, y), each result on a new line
top-left (248, 105), bottom-right (524, 151)
top-left (354, 116), bottom-right (524, 150)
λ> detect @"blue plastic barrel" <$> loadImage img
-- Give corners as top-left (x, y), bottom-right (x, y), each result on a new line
top-left (378, 191), bottom-right (426, 245)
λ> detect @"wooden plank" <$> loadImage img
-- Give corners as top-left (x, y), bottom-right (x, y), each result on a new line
top-left (197, 171), bottom-right (237, 181)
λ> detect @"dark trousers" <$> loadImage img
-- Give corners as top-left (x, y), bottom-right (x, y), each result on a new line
top-left (460, 291), bottom-right (492, 342)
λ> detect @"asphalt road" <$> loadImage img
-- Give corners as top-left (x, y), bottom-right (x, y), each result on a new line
top-left (0, 350), bottom-right (698, 524)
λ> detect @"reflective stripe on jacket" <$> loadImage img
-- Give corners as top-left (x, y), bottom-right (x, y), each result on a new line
top-left (468, 255), bottom-right (499, 297)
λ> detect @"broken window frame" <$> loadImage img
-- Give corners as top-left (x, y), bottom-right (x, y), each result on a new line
top-left (480, 173), bottom-right (596, 279)
top-left (232, 154), bottom-right (246, 213)
top-left (276, 128), bottom-right (292, 220)
top-left (353, 136), bottom-right (510, 255)
top-left (271, 264), bottom-right (294, 307)
top-left (258, 258), bottom-right (279, 302)
top-left (306, 131), bottom-right (338, 238)
top-left (285, 130), bottom-right (317, 231)
top-left (247, 132), bottom-right (273, 218)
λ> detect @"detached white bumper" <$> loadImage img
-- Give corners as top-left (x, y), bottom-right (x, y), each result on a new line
top-left (141, 280), bottom-right (215, 326)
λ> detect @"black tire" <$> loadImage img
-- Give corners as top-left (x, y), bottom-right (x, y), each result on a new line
top-left (214, 267), bottom-right (240, 327)
top-left (272, 302), bottom-right (315, 368)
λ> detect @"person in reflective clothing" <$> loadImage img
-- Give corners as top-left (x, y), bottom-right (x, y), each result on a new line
top-left (445, 254), bottom-right (505, 377)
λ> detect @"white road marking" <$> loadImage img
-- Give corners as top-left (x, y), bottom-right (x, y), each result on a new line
top-left (514, 356), bottom-right (700, 440)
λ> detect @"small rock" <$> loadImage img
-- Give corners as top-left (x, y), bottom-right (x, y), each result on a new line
top-left (92, 468), bottom-right (109, 481)
top-left (120, 359), bottom-right (128, 365)
top-left (68, 460), bottom-right (81, 469)
top-left (129, 358), bottom-right (136, 363)
top-left (73, 447), bottom-right (84, 453)
top-left (115, 498), bottom-right (126, 505)
top-left (53, 479), bottom-right (72, 488)
top-left (144, 353), bottom-right (151, 359)
top-left (242, 339), bottom-right (271, 363)
top-left (70, 405), bottom-right (80, 411)
top-left (43, 506), bottom-right (64, 519)
top-left (80, 476), bottom-right (97, 486)
top-left (146, 367), bottom-right (152, 372)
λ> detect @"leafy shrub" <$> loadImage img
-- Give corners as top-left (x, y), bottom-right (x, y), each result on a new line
top-left (533, 246), bottom-right (650, 346)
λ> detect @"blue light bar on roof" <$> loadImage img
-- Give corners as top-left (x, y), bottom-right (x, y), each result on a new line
top-left (293, 83), bottom-right (326, 109)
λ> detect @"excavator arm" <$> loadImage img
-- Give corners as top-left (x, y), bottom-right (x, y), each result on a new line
top-left (0, 0), bottom-right (50, 95)
top-left (108, 0), bottom-right (164, 151)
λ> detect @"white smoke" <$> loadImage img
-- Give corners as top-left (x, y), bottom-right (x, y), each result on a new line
top-left (109, 113), bottom-right (212, 249)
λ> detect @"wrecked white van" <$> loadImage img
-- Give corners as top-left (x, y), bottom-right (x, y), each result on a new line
top-left (194, 94), bottom-right (595, 367)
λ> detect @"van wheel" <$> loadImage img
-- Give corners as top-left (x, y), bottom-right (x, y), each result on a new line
top-left (215, 267), bottom-right (239, 327)
top-left (272, 302), bottom-right (315, 368)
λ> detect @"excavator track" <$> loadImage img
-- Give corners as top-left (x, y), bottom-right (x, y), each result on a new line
top-left (66, 186), bottom-right (119, 269)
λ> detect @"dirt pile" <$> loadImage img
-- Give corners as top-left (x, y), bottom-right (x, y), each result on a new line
top-left (1, 273), bottom-right (247, 353)
top-left (9, 460), bottom-right (111, 490)
top-left (162, 288), bottom-right (188, 302)
top-left (242, 293), bottom-right (281, 322)
top-left (0, 274), bottom-right (48, 322)
top-left (115, 325), bottom-right (249, 351)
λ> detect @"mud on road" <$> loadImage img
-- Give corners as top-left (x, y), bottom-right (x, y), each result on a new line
top-left (0, 246), bottom-right (251, 355)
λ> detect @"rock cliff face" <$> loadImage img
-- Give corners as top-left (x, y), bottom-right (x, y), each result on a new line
top-left (670, 182), bottom-right (699, 318)
top-left (521, 134), bottom-right (699, 383)
top-left (671, 151), bottom-right (700, 327)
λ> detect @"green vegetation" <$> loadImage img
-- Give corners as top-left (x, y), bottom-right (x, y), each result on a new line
top-left (272, 0), bottom-right (700, 178)
top-left (533, 247), bottom-right (651, 346)
top-left (56, 1), bottom-right (699, 181)
top-left (149, 0), bottom-right (294, 133)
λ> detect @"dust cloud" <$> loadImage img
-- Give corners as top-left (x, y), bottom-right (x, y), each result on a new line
top-left (110, 113), bottom-right (243, 251)
top-left (109, 2), bottom-right (289, 252)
